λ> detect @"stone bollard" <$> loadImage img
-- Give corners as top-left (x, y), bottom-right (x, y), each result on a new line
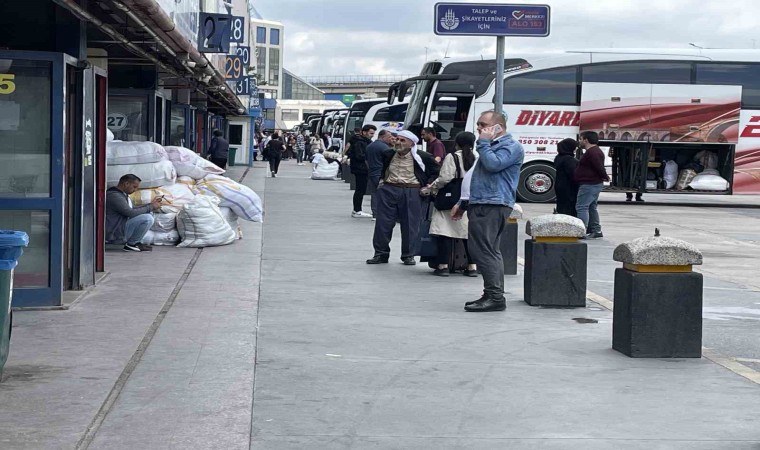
top-left (500, 204), bottom-right (523, 275)
top-left (524, 214), bottom-right (587, 307)
top-left (612, 231), bottom-right (703, 358)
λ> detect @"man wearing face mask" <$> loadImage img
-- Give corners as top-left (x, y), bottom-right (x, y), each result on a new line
top-left (453, 111), bottom-right (524, 312)
top-left (366, 130), bottom-right (439, 265)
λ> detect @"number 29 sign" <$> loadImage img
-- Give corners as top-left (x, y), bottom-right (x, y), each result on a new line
top-left (224, 55), bottom-right (245, 82)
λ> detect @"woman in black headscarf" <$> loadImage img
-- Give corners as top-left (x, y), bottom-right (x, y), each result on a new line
top-left (554, 138), bottom-right (580, 216)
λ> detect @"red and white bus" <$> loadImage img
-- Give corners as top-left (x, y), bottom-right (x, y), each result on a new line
top-left (390, 49), bottom-right (760, 202)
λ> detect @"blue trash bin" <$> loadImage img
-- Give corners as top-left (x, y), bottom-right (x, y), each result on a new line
top-left (0, 230), bottom-right (29, 380)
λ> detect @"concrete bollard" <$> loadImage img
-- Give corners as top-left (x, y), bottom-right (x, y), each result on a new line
top-left (612, 231), bottom-right (703, 358)
top-left (500, 204), bottom-right (523, 275)
top-left (524, 214), bottom-right (587, 307)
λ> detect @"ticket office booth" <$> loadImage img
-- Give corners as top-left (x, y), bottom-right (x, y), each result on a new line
top-left (108, 89), bottom-right (171, 145)
top-left (0, 51), bottom-right (106, 307)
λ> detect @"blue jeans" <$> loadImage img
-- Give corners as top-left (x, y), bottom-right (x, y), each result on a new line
top-left (576, 184), bottom-right (604, 233)
top-left (124, 214), bottom-right (154, 245)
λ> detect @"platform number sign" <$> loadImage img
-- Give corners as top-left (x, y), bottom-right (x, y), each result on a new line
top-left (235, 46), bottom-right (250, 66)
top-left (229, 16), bottom-right (245, 43)
top-left (235, 77), bottom-right (254, 95)
top-left (0, 74), bottom-right (16, 94)
top-left (224, 55), bottom-right (245, 82)
top-left (198, 13), bottom-right (231, 53)
top-left (107, 113), bottom-right (128, 131)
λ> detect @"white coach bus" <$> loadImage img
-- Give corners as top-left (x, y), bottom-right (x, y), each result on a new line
top-left (389, 49), bottom-right (760, 202)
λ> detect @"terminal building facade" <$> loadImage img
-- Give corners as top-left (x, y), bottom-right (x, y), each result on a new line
top-left (0, 0), bottom-right (258, 307)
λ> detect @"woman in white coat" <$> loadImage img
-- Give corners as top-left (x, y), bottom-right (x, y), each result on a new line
top-left (425, 131), bottom-right (478, 277)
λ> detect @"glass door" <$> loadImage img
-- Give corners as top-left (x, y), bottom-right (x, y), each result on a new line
top-left (0, 51), bottom-right (72, 306)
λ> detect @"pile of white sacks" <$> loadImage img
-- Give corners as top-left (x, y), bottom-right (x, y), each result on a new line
top-left (106, 130), bottom-right (263, 248)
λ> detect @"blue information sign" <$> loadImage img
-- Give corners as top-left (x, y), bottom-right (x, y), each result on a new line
top-left (434, 3), bottom-right (550, 37)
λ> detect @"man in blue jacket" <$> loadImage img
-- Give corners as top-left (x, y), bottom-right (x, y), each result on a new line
top-left (455, 111), bottom-right (524, 312)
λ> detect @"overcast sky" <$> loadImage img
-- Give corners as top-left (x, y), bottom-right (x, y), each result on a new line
top-left (254, 0), bottom-right (760, 78)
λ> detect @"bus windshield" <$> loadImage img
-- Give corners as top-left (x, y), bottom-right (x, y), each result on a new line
top-left (402, 62), bottom-right (441, 131)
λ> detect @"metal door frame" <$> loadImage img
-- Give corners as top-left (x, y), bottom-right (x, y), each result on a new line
top-left (0, 51), bottom-right (77, 307)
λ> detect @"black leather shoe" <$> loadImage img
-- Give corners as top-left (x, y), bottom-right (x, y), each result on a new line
top-left (463, 269), bottom-right (479, 277)
top-left (433, 268), bottom-right (449, 277)
top-left (465, 298), bottom-right (506, 312)
top-left (401, 257), bottom-right (416, 266)
top-left (366, 255), bottom-right (389, 264)
top-left (465, 295), bottom-right (487, 306)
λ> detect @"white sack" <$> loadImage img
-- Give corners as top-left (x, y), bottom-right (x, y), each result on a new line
top-left (151, 212), bottom-right (177, 232)
top-left (195, 174), bottom-right (263, 222)
top-left (664, 160), bottom-right (678, 189)
top-left (107, 141), bottom-right (167, 165)
top-left (176, 195), bottom-right (237, 248)
top-left (312, 161), bottom-right (340, 180)
top-left (129, 183), bottom-right (195, 211)
top-left (220, 206), bottom-right (243, 240)
top-left (689, 173), bottom-right (729, 191)
top-left (106, 128), bottom-right (115, 142)
top-left (143, 229), bottom-right (180, 246)
top-left (165, 146), bottom-right (225, 180)
top-left (107, 160), bottom-right (176, 188)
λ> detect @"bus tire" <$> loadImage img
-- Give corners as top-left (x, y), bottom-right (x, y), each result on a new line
top-left (518, 163), bottom-right (556, 203)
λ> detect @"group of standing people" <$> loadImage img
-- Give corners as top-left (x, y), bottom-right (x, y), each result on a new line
top-left (357, 111), bottom-right (524, 313)
top-left (256, 129), bottom-right (331, 177)
top-left (553, 131), bottom-right (610, 239)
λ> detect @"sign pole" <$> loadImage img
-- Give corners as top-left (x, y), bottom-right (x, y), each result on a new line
top-left (494, 36), bottom-right (505, 115)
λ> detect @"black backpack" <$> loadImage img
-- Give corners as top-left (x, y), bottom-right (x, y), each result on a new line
top-left (433, 154), bottom-right (463, 211)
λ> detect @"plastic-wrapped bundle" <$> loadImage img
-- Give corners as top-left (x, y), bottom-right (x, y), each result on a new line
top-left (176, 195), bottom-right (237, 248)
top-left (107, 141), bottom-right (167, 165)
top-left (675, 169), bottom-right (697, 190)
top-left (312, 161), bottom-right (340, 180)
top-left (194, 174), bottom-right (263, 222)
top-left (107, 160), bottom-right (176, 188)
top-left (177, 176), bottom-right (196, 186)
top-left (143, 229), bottom-right (180, 246)
top-left (165, 146), bottom-right (225, 180)
top-left (151, 213), bottom-right (177, 232)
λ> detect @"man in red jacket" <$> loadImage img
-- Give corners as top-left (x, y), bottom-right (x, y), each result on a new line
top-left (574, 131), bottom-right (609, 239)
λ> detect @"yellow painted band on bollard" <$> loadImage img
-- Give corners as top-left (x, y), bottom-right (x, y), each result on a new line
top-left (534, 237), bottom-right (579, 243)
top-left (623, 263), bottom-right (693, 273)
top-left (507, 218), bottom-right (517, 224)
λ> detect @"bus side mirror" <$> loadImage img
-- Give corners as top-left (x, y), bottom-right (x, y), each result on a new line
top-left (398, 82), bottom-right (409, 102)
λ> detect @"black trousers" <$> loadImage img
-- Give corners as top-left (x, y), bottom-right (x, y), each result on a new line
top-left (372, 185), bottom-right (423, 259)
top-left (210, 157), bottom-right (227, 170)
top-left (435, 236), bottom-right (474, 267)
top-left (368, 175), bottom-right (381, 217)
top-left (353, 173), bottom-right (368, 212)
top-left (268, 156), bottom-right (282, 174)
top-left (468, 204), bottom-right (512, 299)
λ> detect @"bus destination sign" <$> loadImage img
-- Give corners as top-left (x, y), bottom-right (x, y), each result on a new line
top-left (434, 3), bottom-right (550, 37)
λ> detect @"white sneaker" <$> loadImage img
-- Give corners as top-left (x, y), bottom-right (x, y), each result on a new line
top-left (352, 211), bottom-right (372, 218)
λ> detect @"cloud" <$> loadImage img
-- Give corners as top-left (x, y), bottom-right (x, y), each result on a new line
top-left (254, 0), bottom-right (760, 77)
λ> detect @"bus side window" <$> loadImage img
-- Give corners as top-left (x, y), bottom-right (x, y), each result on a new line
top-left (504, 67), bottom-right (579, 105)
top-left (695, 63), bottom-right (760, 108)
top-left (582, 62), bottom-right (691, 85)
top-left (430, 95), bottom-right (472, 141)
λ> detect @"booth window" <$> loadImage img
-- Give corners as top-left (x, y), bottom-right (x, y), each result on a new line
top-left (108, 96), bottom-right (148, 141)
top-left (0, 211), bottom-right (50, 287)
top-left (170, 105), bottom-right (187, 147)
top-left (0, 59), bottom-right (52, 198)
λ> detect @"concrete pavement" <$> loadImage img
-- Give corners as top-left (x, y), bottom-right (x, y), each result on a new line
top-left (0, 160), bottom-right (759, 449)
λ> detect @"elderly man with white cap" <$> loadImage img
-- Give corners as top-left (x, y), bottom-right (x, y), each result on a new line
top-left (366, 130), bottom-right (440, 265)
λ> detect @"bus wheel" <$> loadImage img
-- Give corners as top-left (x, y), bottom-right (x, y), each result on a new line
top-left (518, 163), bottom-right (556, 203)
